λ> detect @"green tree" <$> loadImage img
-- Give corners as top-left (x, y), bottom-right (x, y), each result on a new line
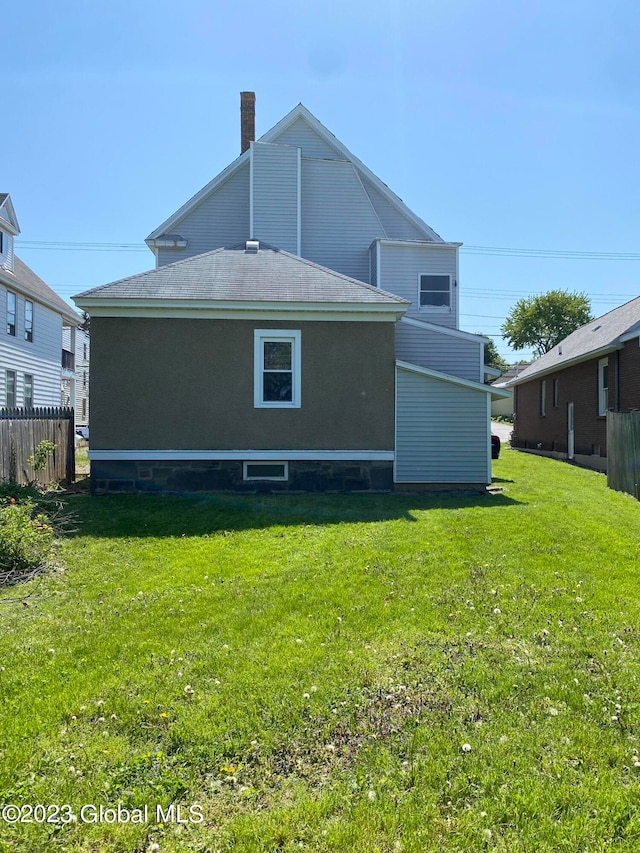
top-left (477, 335), bottom-right (509, 375)
top-left (501, 290), bottom-right (593, 357)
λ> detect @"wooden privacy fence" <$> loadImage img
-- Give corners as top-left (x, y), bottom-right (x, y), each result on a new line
top-left (0, 407), bottom-right (75, 485)
top-left (607, 410), bottom-right (640, 500)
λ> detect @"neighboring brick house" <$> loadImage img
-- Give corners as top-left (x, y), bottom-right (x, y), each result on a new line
top-left (508, 297), bottom-right (640, 471)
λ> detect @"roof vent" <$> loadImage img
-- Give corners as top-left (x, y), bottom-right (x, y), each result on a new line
top-left (558, 345), bottom-right (562, 355)
top-left (245, 240), bottom-right (259, 253)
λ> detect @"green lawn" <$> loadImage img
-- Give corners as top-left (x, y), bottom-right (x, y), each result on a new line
top-left (1, 451), bottom-right (640, 851)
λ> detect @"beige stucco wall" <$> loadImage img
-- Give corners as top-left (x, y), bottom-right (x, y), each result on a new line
top-left (90, 317), bottom-right (395, 450)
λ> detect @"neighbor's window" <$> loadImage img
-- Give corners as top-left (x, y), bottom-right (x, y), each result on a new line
top-left (540, 379), bottom-right (547, 416)
top-left (6, 369), bottom-right (16, 407)
top-left (553, 378), bottom-right (559, 408)
top-left (24, 300), bottom-right (33, 342)
top-left (0, 232), bottom-right (4, 254)
top-left (254, 329), bottom-right (301, 408)
top-left (23, 374), bottom-right (33, 408)
top-left (419, 274), bottom-right (451, 310)
top-left (598, 358), bottom-right (609, 416)
top-left (6, 291), bottom-right (16, 336)
top-left (243, 462), bottom-right (289, 481)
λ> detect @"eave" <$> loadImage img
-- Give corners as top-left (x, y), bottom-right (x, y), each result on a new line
top-left (507, 343), bottom-right (624, 386)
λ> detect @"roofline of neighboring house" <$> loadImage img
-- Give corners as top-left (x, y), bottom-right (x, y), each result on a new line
top-left (396, 359), bottom-right (511, 399)
top-left (0, 194), bottom-right (21, 235)
top-left (72, 299), bottom-right (408, 323)
top-left (146, 103), bottom-right (446, 248)
top-left (506, 343), bottom-right (624, 386)
top-left (620, 328), bottom-right (640, 344)
top-left (399, 315), bottom-right (490, 344)
top-left (0, 267), bottom-right (79, 325)
top-left (373, 238), bottom-right (463, 249)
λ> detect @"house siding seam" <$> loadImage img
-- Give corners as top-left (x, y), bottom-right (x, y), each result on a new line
top-left (156, 164), bottom-right (250, 267)
top-left (359, 176), bottom-right (428, 242)
top-left (395, 321), bottom-right (482, 382)
top-left (395, 367), bottom-right (489, 483)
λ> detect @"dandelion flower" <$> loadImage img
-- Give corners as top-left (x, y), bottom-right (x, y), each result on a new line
top-left (303, 692), bottom-right (310, 700)
top-left (184, 684), bottom-right (195, 696)
top-left (461, 743), bottom-right (472, 753)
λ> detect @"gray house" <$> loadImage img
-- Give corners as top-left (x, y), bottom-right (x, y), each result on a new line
top-left (75, 95), bottom-right (507, 493)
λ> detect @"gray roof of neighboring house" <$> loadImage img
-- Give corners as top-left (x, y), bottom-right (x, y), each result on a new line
top-left (1, 256), bottom-right (79, 324)
top-left (74, 244), bottom-right (410, 306)
top-left (509, 296), bottom-right (640, 385)
top-left (491, 362), bottom-right (532, 388)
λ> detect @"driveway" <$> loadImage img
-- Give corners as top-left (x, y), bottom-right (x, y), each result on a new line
top-left (492, 421), bottom-right (513, 444)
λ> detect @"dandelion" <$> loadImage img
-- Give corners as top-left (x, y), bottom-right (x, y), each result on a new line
top-left (549, 707), bottom-right (559, 716)
top-left (110, 714), bottom-right (117, 720)
top-left (295, 638), bottom-right (302, 644)
top-left (148, 844), bottom-right (160, 853)
top-left (303, 692), bottom-right (310, 700)
top-left (220, 765), bottom-right (236, 774)
top-left (160, 713), bottom-right (168, 718)
top-left (461, 743), bottom-right (472, 753)
top-left (311, 685), bottom-right (317, 693)
top-left (184, 684), bottom-right (195, 696)
top-left (576, 597), bottom-right (583, 603)
top-left (483, 828), bottom-right (493, 840)
top-left (47, 648), bottom-right (55, 655)
top-left (493, 607), bottom-right (501, 615)
top-left (367, 789), bottom-right (376, 801)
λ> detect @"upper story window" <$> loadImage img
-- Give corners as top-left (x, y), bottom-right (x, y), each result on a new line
top-left (6, 291), bottom-right (16, 336)
top-left (418, 274), bottom-right (451, 310)
top-left (0, 232), bottom-right (4, 254)
top-left (24, 300), bottom-right (33, 342)
top-left (598, 358), bottom-right (609, 416)
top-left (254, 329), bottom-right (301, 408)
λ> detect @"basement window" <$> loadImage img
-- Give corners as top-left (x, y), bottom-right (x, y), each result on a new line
top-left (243, 462), bottom-right (289, 481)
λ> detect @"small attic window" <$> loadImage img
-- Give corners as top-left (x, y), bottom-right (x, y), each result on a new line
top-left (246, 240), bottom-right (260, 253)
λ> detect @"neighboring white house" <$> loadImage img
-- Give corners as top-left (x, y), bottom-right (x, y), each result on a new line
top-left (490, 363), bottom-right (532, 418)
top-left (62, 326), bottom-right (90, 425)
top-left (0, 193), bottom-right (80, 409)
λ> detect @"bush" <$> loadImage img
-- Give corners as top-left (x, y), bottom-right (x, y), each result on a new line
top-left (0, 499), bottom-right (56, 584)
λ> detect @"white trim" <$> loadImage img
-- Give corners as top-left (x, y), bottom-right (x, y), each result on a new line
top-left (486, 394), bottom-right (491, 485)
top-left (417, 272), bottom-right (452, 313)
top-left (484, 365), bottom-right (502, 378)
top-left (619, 328), bottom-right (640, 344)
top-left (249, 143), bottom-right (254, 238)
top-left (254, 329), bottom-right (301, 408)
top-left (400, 315), bottom-right (489, 343)
top-left (89, 450), bottom-right (396, 461)
top-left (393, 360), bottom-right (398, 484)
top-left (376, 238), bottom-right (463, 249)
top-left (598, 357), bottom-right (609, 416)
top-left (396, 359), bottom-right (510, 398)
top-left (73, 303), bottom-right (405, 322)
top-left (243, 461), bottom-right (289, 481)
top-left (455, 243), bottom-right (460, 328)
top-left (296, 147), bottom-right (301, 256)
top-left (376, 242), bottom-right (381, 290)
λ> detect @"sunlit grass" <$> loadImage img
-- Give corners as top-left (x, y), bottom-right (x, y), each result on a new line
top-left (1, 452), bottom-right (640, 851)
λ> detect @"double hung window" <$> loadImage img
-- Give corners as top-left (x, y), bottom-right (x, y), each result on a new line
top-left (6, 291), bottom-right (16, 336)
top-left (598, 358), bottom-right (609, 416)
top-left (254, 330), bottom-right (301, 408)
top-left (24, 300), bottom-right (33, 342)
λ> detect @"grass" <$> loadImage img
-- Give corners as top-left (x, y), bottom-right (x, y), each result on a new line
top-left (1, 450), bottom-right (640, 851)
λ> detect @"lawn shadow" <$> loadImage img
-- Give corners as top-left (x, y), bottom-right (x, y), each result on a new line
top-left (64, 489), bottom-right (524, 539)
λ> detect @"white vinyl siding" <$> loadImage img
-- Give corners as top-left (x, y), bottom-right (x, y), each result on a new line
top-left (63, 326), bottom-right (89, 421)
top-left (301, 159), bottom-right (383, 283)
top-left (271, 116), bottom-right (343, 159)
top-left (395, 365), bottom-right (490, 484)
top-left (360, 177), bottom-right (428, 242)
top-left (156, 164), bottom-right (250, 267)
top-left (0, 231), bottom-right (14, 271)
top-left (251, 143), bottom-right (299, 254)
top-left (0, 283), bottom-right (64, 406)
top-left (395, 320), bottom-right (483, 382)
top-left (379, 243), bottom-right (458, 328)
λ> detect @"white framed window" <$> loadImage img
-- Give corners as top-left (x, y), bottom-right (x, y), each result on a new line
top-left (243, 461), bottom-right (289, 481)
top-left (254, 329), bottom-right (301, 408)
top-left (24, 300), bottom-right (33, 342)
top-left (6, 369), bottom-right (16, 407)
top-left (23, 374), bottom-right (33, 408)
top-left (598, 358), bottom-right (609, 416)
top-left (540, 379), bottom-right (546, 416)
top-left (6, 291), bottom-right (16, 336)
top-left (418, 274), bottom-right (451, 310)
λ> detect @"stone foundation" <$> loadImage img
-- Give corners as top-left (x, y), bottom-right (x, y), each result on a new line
top-left (91, 459), bottom-right (395, 494)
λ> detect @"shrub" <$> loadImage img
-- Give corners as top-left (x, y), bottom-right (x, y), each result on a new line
top-left (0, 499), bottom-right (56, 584)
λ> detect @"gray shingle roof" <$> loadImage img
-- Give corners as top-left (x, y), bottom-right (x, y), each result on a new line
top-left (74, 244), bottom-right (409, 306)
top-left (1, 257), bottom-right (79, 324)
top-left (510, 296), bottom-right (640, 384)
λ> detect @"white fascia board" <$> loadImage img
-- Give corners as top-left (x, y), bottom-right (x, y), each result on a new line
top-left (147, 238), bottom-right (188, 248)
top-left (376, 239), bottom-right (463, 249)
top-left (396, 359), bottom-right (510, 398)
top-left (90, 449), bottom-right (395, 462)
top-left (74, 302), bottom-right (406, 323)
top-left (484, 365), bottom-right (502, 378)
top-left (400, 315), bottom-right (488, 344)
top-left (146, 150), bottom-right (251, 242)
top-left (259, 104), bottom-right (444, 243)
top-left (507, 344), bottom-right (623, 386)
top-left (0, 196), bottom-right (20, 234)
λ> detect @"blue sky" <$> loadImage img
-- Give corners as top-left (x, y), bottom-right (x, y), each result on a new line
top-left (5, 0), bottom-right (640, 361)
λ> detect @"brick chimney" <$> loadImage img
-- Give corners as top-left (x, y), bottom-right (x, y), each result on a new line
top-left (240, 91), bottom-right (256, 154)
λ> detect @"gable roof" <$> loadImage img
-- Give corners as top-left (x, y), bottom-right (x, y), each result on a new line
top-left (74, 243), bottom-right (409, 317)
top-left (146, 103), bottom-right (443, 246)
top-left (0, 257), bottom-right (79, 324)
top-left (491, 362), bottom-right (532, 388)
top-left (509, 297), bottom-right (640, 385)
top-left (0, 193), bottom-right (20, 236)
